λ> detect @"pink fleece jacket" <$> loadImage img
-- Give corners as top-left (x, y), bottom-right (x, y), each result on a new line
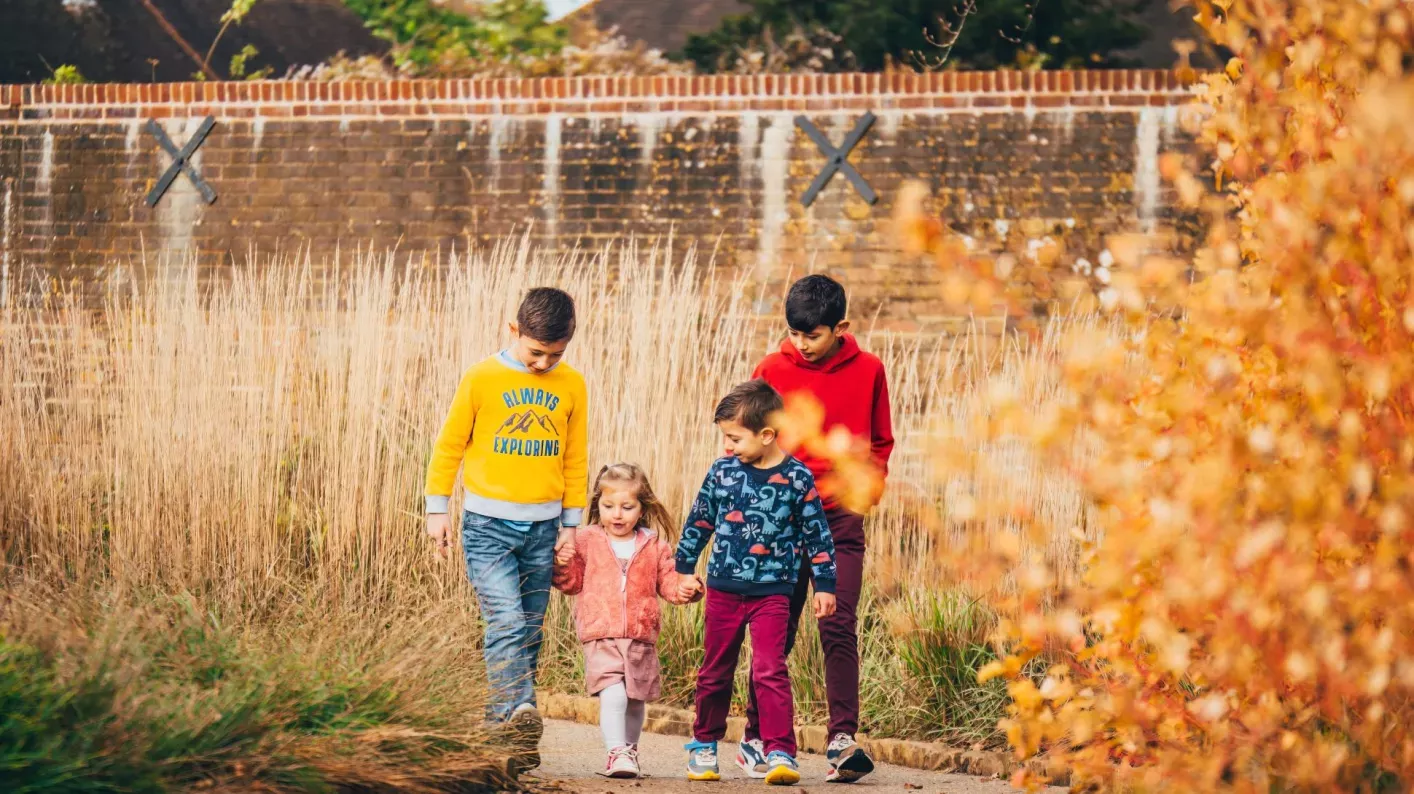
top-left (552, 525), bottom-right (700, 645)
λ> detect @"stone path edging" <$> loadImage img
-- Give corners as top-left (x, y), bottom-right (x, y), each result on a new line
top-left (537, 691), bottom-right (1068, 786)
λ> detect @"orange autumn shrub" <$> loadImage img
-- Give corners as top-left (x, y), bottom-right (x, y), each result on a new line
top-left (880, 0), bottom-right (1414, 789)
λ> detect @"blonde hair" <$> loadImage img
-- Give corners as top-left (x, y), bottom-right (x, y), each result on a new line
top-left (589, 462), bottom-right (677, 542)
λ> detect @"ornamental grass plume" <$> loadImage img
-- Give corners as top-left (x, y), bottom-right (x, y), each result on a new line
top-left (882, 0), bottom-right (1414, 789)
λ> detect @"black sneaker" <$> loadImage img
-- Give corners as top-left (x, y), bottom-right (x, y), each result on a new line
top-left (825, 733), bottom-right (875, 783)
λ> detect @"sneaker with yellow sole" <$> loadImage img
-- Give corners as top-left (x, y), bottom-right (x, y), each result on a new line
top-left (685, 740), bottom-right (721, 782)
top-left (764, 751), bottom-right (801, 786)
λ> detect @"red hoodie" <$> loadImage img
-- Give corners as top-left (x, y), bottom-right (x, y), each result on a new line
top-left (752, 334), bottom-right (894, 510)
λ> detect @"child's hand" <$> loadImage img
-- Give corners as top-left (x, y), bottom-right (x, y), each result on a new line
top-left (554, 543), bottom-right (576, 567)
top-left (555, 528), bottom-right (576, 565)
top-left (426, 514), bottom-right (452, 558)
top-left (813, 592), bottom-right (837, 619)
top-left (677, 575), bottom-right (703, 603)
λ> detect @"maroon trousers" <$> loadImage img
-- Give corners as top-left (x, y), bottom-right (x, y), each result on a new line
top-left (745, 507), bottom-right (865, 740)
top-left (692, 589), bottom-right (796, 756)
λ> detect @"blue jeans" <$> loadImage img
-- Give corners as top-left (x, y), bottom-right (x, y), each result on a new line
top-left (461, 511), bottom-right (559, 722)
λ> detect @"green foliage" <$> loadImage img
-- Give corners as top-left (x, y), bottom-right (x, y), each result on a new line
top-left (341, 0), bottom-right (566, 70)
top-left (683, 0), bottom-right (1153, 72)
top-left (885, 591), bottom-right (1014, 743)
top-left (201, 0), bottom-right (269, 81)
top-left (229, 44), bottom-right (273, 80)
top-left (43, 64), bottom-right (85, 85)
top-left (221, 0), bottom-right (260, 25)
top-left (0, 640), bottom-right (160, 793)
top-left (0, 591), bottom-right (494, 793)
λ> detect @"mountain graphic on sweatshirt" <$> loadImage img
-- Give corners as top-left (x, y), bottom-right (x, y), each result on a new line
top-left (496, 410), bottom-right (560, 436)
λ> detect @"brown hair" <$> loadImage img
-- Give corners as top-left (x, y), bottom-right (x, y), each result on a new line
top-left (589, 462), bottom-right (677, 542)
top-left (713, 378), bottom-right (783, 432)
top-left (516, 287), bottom-right (577, 343)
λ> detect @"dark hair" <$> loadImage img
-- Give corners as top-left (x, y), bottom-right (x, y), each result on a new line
top-left (713, 379), bottom-right (783, 433)
top-left (785, 274), bottom-right (847, 332)
top-left (516, 287), bottom-right (576, 343)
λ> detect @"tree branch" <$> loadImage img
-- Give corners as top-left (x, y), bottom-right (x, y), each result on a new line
top-left (139, 0), bottom-right (220, 80)
top-left (908, 0), bottom-right (977, 72)
top-left (1000, 0), bottom-right (1044, 44)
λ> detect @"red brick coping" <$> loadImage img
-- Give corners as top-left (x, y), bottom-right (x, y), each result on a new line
top-left (2, 70), bottom-right (1197, 121)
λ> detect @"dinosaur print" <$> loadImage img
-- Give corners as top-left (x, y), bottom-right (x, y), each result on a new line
top-left (674, 456), bottom-right (837, 597)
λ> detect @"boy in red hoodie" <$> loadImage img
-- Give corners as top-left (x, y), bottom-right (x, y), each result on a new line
top-left (737, 274), bottom-right (893, 784)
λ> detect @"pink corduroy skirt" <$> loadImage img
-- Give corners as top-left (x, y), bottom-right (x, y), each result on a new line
top-left (583, 637), bottom-right (662, 702)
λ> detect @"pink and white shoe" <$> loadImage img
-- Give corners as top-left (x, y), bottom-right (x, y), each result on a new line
top-left (605, 744), bottom-right (640, 779)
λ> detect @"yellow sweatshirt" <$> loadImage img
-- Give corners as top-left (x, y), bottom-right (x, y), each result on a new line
top-left (425, 351), bottom-right (589, 525)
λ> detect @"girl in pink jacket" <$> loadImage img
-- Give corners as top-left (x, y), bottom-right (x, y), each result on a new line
top-left (553, 463), bottom-right (703, 778)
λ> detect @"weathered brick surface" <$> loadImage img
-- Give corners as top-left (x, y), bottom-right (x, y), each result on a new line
top-left (0, 72), bottom-right (1200, 329)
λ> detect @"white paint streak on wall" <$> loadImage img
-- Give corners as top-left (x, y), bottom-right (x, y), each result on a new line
top-left (1134, 107), bottom-right (1162, 234)
top-left (36, 132), bottom-right (55, 248)
top-left (156, 118), bottom-right (205, 260)
top-left (38, 132), bottom-right (55, 198)
top-left (757, 115), bottom-right (791, 272)
top-left (543, 114), bottom-right (562, 243)
top-left (1162, 104), bottom-right (1180, 145)
top-left (487, 115), bottom-right (514, 189)
top-left (637, 113), bottom-right (663, 169)
top-left (125, 119), bottom-right (143, 153)
top-left (1050, 109), bottom-right (1076, 143)
top-left (2, 179), bottom-right (12, 306)
top-left (738, 112), bottom-right (760, 192)
top-left (879, 110), bottom-right (902, 142)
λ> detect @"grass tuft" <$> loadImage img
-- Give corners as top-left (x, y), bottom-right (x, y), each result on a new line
top-left (0, 580), bottom-right (514, 793)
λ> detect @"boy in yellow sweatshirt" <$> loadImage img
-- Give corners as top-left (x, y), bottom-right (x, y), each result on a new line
top-left (424, 287), bottom-right (588, 768)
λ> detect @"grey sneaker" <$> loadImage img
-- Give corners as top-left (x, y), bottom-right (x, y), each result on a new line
top-left (825, 733), bottom-right (874, 783)
top-left (685, 740), bottom-right (721, 781)
top-left (505, 703), bottom-right (543, 774)
top-left (764, 751), bottom-right (801, 786)
top-left (736, 737), bottom-right (768, 779)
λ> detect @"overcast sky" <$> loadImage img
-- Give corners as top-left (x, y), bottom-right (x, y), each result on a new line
top-left (543, 0), bottom-right (590, 20)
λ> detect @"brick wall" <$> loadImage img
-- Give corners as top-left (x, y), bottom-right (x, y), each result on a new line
top-left (0, 72), bottom-right (1199, 330)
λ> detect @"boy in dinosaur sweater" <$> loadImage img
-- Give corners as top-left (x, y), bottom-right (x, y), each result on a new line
top-left (674, 379), bottom-right (837, 786)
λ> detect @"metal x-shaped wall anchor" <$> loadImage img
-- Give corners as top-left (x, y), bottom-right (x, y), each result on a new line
top-left (795, 111), bottom-right (877, 208)
top-left (144, 116), bottom-right (218, 207)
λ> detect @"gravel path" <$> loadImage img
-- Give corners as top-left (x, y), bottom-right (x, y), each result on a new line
top-left (529, 720), bottom-right (1065, 794)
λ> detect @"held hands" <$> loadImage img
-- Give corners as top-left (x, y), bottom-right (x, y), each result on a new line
top-left (426, 513), bottom-right (452, 558)
top-left (554, 527), bottom-right (577, 566)
top-left (813, 592), bottom-right (837, 619)
top-left (677, 575), bottom-right (705, 603)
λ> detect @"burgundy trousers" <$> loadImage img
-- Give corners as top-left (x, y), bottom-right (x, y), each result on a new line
top-left (745, 507), bottom-right (865, 740)
top-left (692, 589), bottom-right (796, 756)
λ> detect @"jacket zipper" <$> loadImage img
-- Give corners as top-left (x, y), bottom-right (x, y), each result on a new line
top-left (603, 527), bottom-right (647, 639)
top-left (623, 529), bottom-right (648, 637)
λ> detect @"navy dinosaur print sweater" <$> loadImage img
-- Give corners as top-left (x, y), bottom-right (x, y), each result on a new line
top-left (674, 455), bottom-right (837, 596)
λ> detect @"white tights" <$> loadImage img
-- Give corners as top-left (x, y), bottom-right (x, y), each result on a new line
top-left (598, 682), bottom-right (646, 750)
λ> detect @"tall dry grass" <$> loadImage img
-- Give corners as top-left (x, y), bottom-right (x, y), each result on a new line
top-left (1, 235), bottom-right (1097, 746)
